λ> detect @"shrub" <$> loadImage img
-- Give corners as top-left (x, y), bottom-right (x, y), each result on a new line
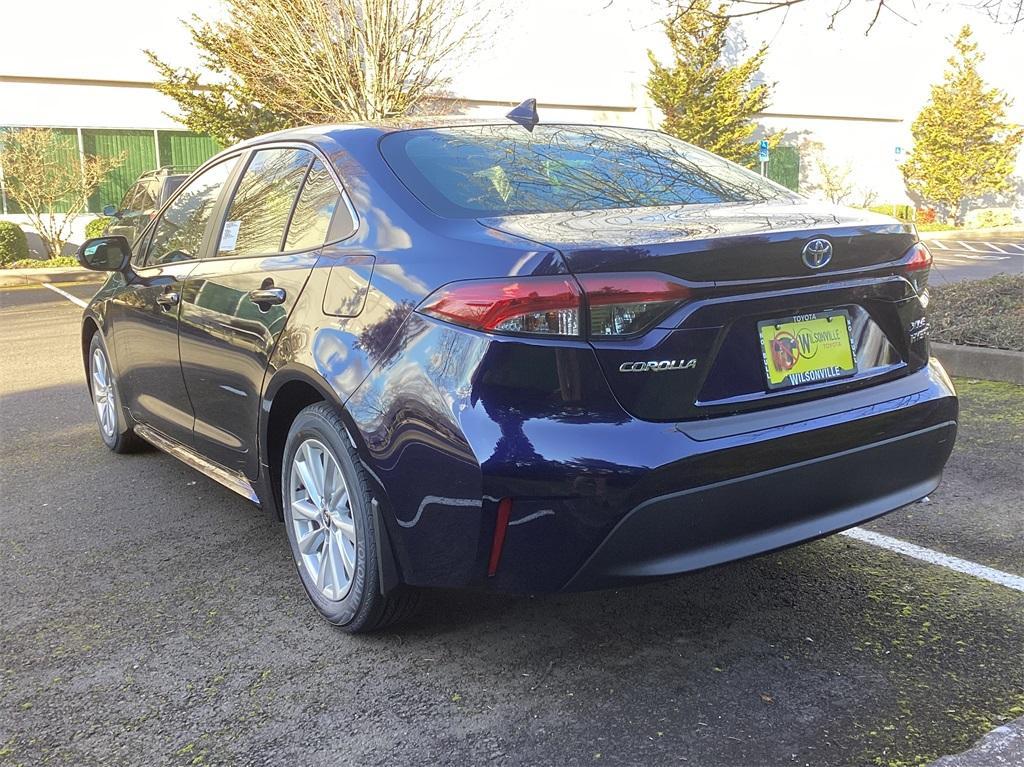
top-left (85, 217), bottom-right (113, 239)
top-left (927, 274), bottom-right (1024, 351)
top-left (868, 204), bottom-right (916, 222)
top-left (0, 220), bottom-right (30, 266)
top-left (8, 256), bottom-right (79, 269)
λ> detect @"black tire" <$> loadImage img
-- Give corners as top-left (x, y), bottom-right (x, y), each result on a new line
top-left (281, 402), bottom-right (420, 633)
top-left (87, 333), bottom-right (146, 454)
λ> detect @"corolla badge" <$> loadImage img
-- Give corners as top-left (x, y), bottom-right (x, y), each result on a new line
top-left (619, 359), bottom-right (698, 373)
top-left (801, 238), bottom-right (833, 269)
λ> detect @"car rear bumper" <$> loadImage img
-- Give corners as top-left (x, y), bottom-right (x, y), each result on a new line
top-left (350, 318), bottom-right (958, 594)
top-left (563, 418), bottom-right (953, 591)
top-left (480, 359), bottom-right (957, 594)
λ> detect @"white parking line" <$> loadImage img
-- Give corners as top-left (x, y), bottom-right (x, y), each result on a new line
top-left (928, 240), bottom-right (949, 250)
top-left (41, 282), bottom-right (88, 309)
top-left (957, 241), bottom-right (981, 252)
top-left (841, 527), bottom-right (1024, 593)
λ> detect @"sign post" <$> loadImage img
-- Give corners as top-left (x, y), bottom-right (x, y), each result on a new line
top-left (759, 139), bottom-right (770, 177)
top-left (892, 146), bottom-right (903, 218)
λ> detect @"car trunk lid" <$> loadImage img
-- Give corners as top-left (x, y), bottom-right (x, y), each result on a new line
top-left (480, 201), bottom-right (925, 422)
top-left (479, 200), bottom-right (916, 282)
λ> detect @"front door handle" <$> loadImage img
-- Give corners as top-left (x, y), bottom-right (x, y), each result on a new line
top-left (248, 287), bottom-right (287, 307)
top-left (156, 291), bottom-right (180, 309)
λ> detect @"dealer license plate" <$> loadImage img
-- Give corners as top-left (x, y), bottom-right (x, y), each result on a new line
top-left (758, 310), bottom-right (856, 390)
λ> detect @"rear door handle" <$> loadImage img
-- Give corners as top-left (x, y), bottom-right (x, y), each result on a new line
top-left (248, 287), bottom-right (287, 307)
top-left (156, 291), bottom-right (180, 309)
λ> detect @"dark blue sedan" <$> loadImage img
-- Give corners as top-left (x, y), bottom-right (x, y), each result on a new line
top-left (76, 117), bottom-right (957, 631)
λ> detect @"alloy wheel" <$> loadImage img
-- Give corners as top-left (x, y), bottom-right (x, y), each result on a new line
top-left (91, 347), bottom-right (117, 438)
top-left (288, 438), bottom-right (358, 601)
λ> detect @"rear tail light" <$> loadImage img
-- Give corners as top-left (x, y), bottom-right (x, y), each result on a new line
top-left (418, 273), bottom-right (694, 339)
top-left (902, 242), bottom-right (932, 295)
top-left (904, 242), bottom-right (932, 271)
top-left (578, 274), bottom-right (692, 337)
top-left (418, 276), bottom-right (581, 336)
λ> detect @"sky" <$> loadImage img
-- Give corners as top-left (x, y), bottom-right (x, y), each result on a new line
top-left (1, 0), bottom-right (1021, 124)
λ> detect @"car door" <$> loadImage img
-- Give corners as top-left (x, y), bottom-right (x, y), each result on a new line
top-left (108, 156), bottom-right (241, 446)
top-left (179, 146), bottom-right (353, 477)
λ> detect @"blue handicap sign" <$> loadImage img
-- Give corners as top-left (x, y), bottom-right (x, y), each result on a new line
top-left (758, 139), bottom-right (770, 163)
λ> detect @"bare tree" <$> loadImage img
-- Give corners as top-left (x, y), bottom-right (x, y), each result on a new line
top-left (799, 140), bottom-right (857, 204)
top-left (150, 0), bottom-right (489, 140)
top-left (665, 1), bottom-right (1023, 32)
top-left (0, 129), bottom-right (122, 259)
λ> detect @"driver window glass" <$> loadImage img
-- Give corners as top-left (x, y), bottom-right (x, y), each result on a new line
top-left (145, 158), bottom-right (237, 267)
top-left (132, 226), bottom-right (154, 267)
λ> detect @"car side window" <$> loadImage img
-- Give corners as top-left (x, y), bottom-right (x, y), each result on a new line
top-left (132, 225), bottom-right (155, 267)
top-left (145, 158), bottom-right (238, 267)
top-left (284, 159), bottom-right (345, 252)
top-left (135, 180), bottom-right (157, 212)
top-left (215, 148), bottom-right (311, 258)
top-left (118, 182), bottom-right (143, 212)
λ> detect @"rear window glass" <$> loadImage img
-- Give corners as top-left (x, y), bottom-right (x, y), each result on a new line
top-left (217, 148), bottom-right (311, 257)
top-left (380, 125), bottom-right (793, 218)
top-left (284, 159), bottom-right (344, 251)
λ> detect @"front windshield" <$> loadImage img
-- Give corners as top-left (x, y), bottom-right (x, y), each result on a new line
top-left (380, 124), bottom-right (794, 218)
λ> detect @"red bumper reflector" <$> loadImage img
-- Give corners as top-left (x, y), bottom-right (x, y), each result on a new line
top-left (488, 498), bottom-right (513, 577)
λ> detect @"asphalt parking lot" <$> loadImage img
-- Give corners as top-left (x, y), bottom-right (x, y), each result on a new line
top-left (1, 282), bottom-right (1022, 767)
top-left (925, 238), bottom-right (1024, 283)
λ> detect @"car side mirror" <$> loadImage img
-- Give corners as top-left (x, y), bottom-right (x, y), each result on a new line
top-left (77, 236), bottom-right (132, 272)
top-left (102, 204), bottom-right (119, 218)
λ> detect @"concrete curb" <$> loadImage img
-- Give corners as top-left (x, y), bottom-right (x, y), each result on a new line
top-left (932, 342), bottom-right (1024, 385)
top-left (927, 716), bottom-right (1024, 766)
top-left (0, 267), bottom-right (95, 288)
top-left (924, 227), bottom-right (1024, 241)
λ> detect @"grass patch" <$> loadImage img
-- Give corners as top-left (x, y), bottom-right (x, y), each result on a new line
top-left (928, 274), bottom-right (1023, 351)
top-left (915, 222), bottom-right (960, 232)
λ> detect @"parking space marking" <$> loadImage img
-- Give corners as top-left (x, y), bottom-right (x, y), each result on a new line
top-left (926, 240), bottom-right (1024, 258)
top-left (41, 282), bottom-right (88, 308)
top-left (841, 527), bottom-right (1024, 592)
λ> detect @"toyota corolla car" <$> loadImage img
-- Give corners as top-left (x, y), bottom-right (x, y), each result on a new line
top-left (76, 115), bottom-right (958, 632)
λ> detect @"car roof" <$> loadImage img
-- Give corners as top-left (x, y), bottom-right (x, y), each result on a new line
top-left (231, 116), bottom-right (514, 148)
top-left (213, 119), bottom-right (665, 176)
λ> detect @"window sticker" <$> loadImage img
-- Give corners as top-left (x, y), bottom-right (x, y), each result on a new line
top-left (219, 220), bottom-right (241, 252)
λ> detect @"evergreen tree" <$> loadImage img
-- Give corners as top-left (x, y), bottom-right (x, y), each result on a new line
top-left (901, 25), bottom-right (1023, 223)
top-left (647, 0), bottom-right (777, 163)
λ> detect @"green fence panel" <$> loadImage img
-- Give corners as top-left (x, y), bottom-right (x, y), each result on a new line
top-left (82, 129), bottom-right (157, 213)
top-left (767, 145), bottom-right (800, 192)
top-left (158, 131), bottom-right (222, 173)
top-left (0, 127), bottom-right (80, 214)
